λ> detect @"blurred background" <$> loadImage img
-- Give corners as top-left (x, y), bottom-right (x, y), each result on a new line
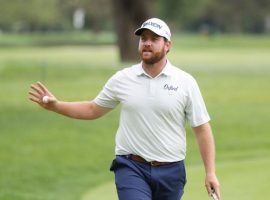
top-left (0, 0), bottom-right (269, 199)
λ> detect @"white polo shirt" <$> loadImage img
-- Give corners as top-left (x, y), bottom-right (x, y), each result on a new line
top-left (94, 60), bottom-right (210, 162)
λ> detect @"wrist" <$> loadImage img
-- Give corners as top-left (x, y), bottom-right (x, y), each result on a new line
top-left (47, 99), bottom-right (59, 111)
top-left (205, 164), bottom-right (216, 176)
top-left (206, 171), bottom-right (216, 176)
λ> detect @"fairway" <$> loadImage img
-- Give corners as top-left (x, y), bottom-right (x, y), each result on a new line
top-left (0, 34), bottom-right (270, 200)
top-left (83, 157), bottom-right (270, 200)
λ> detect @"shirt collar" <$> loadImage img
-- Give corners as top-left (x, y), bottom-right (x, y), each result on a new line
top-left (135, 60), bottom-right (173, 77)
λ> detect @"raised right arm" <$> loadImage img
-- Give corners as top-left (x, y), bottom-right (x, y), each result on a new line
top-left (28, 82), bottom-right (112, 120)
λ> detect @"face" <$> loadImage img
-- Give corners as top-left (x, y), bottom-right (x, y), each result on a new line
top-left (138, 30), bottom-right (171, 65)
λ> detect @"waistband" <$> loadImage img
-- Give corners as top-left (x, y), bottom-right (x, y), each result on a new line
top-left (121, 154), bottom-right (178, 167)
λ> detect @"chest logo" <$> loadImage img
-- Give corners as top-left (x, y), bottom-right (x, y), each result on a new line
top-left (164, 84), bottom-right (178, 92)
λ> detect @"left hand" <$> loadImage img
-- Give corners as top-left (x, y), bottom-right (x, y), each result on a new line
top-left (205, 173), bottom-right (220, 199)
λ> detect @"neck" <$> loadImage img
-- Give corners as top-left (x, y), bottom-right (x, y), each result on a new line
top-left (142, 57), bottom-right (167, 78)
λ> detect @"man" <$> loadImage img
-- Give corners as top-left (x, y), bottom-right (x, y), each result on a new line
top-left (29, 18), bottom-right (220, 200)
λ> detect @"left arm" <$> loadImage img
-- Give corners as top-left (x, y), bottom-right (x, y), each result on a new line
top-left (192, 122), bottom-right (220, 199)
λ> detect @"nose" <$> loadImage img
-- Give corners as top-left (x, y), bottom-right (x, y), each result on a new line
top-left (143, 39), bottom-right (151, 47)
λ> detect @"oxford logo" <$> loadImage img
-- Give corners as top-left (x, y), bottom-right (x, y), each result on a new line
top-left (164, 84), bottom-right (178, 91)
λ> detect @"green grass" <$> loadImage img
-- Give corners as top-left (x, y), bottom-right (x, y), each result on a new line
top-left (0, 31), bottom-right (115, 46)
top-left (0, 34), bottom-right (270, 199)
top-left (84, 157), bottom-right (270, 200)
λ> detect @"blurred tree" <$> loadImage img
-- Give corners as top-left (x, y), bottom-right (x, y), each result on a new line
top-left (157, 0), bottom-right (211, 31)
top-left (58, 0), bottom-right (112, 32)
top-left (0, 0), bottom-right (269, 34)
top-left (200, 0), bottom-right (270, 33)
top-left (0, 0), bottom-right (66, 31)
top-left (112, 0), bottom-right (153, 62)
top-left (157, 0), bottom-right (270, 33)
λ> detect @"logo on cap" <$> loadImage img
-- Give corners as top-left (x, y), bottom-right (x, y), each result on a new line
top-left (142, 22), bottom-right (162, 30)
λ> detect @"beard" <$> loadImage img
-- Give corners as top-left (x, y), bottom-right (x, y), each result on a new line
top-left (139, 46), bottom-right (166, 65)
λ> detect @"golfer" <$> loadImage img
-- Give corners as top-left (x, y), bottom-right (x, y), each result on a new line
top-left (29, 18), bottom-right (220, 200)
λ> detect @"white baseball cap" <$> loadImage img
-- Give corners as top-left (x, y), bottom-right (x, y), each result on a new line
top-left (134, 18), bottom-right (171, 41)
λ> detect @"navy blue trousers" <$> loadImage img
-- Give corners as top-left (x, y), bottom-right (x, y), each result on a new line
top-left (110, 155), bottom-right (187, 200)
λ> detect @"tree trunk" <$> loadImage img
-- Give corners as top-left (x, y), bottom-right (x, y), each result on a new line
top-left (112, 0), bottom-right (153, 62)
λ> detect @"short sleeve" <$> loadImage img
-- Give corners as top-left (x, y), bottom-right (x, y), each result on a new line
top-left (185, 77), bottom-right (210, 127)
top-left (94, 73), bottom-right (120, 109)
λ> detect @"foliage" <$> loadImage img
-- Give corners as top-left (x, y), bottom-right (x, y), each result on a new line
top-left (0, 0), bottom-right (66, 31)
top-left (0, 0), bottom-right (269, 33)
top-left (157, 0), bottom-right (270, 33)
top-left (0, 0), bottom-right (112, 32)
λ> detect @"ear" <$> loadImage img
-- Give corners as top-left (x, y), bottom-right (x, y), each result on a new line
top-left (165, 41), bottom-right (172, 54)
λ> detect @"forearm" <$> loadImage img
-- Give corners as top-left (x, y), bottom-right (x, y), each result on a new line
top-left (51, 101), bottom-right (102, 120)
top-left (193, 123), bottom-right (220, 198)
top-left (193, 123), bottom-right (216, 175)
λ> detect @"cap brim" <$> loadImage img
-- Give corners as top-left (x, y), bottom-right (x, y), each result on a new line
top-left (134, 27), bottom-right (162, 37)
top-left (134, 28), bottom-right (147, 36)
top-left (134, 27), bottom-right (170, 41)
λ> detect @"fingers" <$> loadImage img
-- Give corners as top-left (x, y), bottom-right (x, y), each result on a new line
top-left (213, 186), bottom-right (221, 200)
top-left (30, 84), bottom-right (44, 96)
top-left (36, 81), bottom-right (48, 94)
top-left (29, 91), bottom-right (40, 99)
top-left (205, 184), bottom-right (212, 197)
top-left (29, 96), bottom-right (41, 104)
top-left (29, 81), bottom-right (48, 104)
top-left (205, 174), bottom-right (220, 199)
top-left (210, 179), bottom-right (220, 199)
top-left (209, 187), bottom-right (220, 200)
top-left (28, 82), bottom-right (58, 109)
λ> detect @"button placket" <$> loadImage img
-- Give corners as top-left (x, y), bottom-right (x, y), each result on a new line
top-left (150, 79), bottom-right (155, 96)
top-left (149, 79), bottom-right (156, 96)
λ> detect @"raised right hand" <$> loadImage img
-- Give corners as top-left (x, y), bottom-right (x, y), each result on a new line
top-left (28, 81), bottom-right (57, 110)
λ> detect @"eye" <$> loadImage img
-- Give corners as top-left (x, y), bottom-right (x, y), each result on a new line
top-left (152, 37), bottom-right (159, 41)
top-left (141, 37), bottom-right (146, 41)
